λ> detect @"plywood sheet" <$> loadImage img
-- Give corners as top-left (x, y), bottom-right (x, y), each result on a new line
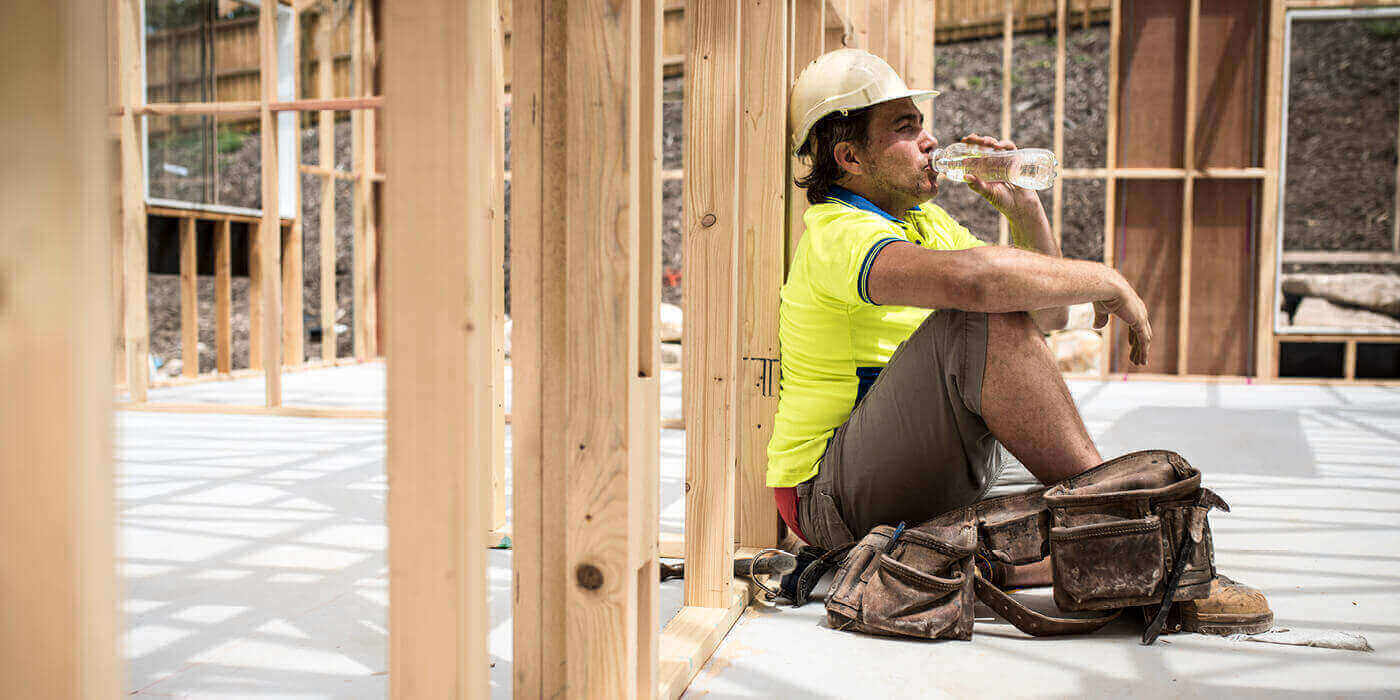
top-left (1188, 179), bottom-right (1256, 375)
top-left (1113, 179), bottom-right (1181, 373)
top-left (1194, 0), bottom-right (1263, 169)
top-left (1117, 0), bottom-right (1185, 168)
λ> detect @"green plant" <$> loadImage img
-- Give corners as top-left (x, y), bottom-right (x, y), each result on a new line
top-left (1361, 18), bottom-right (1400, 39)
top-left (968, 75), bottom-right (984, 89)
top-left (217, 127), bottom-right (245, 154)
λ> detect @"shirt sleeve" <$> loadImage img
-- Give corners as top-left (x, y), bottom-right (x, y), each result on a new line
top-left (918, 202), bottom-right (990, 250)
top-left (948, 218), bottom-right (989, 250)
top-left (806, 214), bottom-right (906, 307)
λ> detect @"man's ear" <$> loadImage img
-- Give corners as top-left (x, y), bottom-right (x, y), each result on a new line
top-left (834, 141), bottom-right (864, 176)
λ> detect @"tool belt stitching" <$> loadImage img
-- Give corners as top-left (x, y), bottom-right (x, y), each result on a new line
top-left (879, 555), bottom-right (965, 591)
top-left (1049, 521), bottom-right (1160, 541)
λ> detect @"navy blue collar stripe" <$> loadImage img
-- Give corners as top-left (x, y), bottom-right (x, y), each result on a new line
top-left (826, 185), bottom-right (915, 224)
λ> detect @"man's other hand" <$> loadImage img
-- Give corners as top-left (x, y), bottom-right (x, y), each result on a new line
top-left (1092, 283), bottom-right (1153, 366)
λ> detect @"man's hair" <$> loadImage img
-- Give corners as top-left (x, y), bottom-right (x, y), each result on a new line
top-left (794, 107), bottom-right (874, 205)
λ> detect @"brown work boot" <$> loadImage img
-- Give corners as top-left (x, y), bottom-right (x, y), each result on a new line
top-left (1177, 574), bottom-right (1274, 635)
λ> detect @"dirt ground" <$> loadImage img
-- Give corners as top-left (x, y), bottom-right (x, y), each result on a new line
top-left (1283, 17), bottom-right (1400, 257)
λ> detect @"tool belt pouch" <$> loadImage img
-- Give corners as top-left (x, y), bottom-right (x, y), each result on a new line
top-left (824, 507), bottom-right (978, 640)
top-left (1044, 450), bottom-right (1227, 612)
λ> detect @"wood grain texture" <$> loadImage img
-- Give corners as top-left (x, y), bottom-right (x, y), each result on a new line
top-left (1053, 0), bottom-right (1066, 244)
top-left (999, 0), bottom-right (1011, 245)
top-left (1117, 0), bottom-right (1186, 169)
top-left (1176, 0), bottom-right (1199, 374)
top-left (180, 217), bottom-right (198, 377)
top-left (1188, 181), bottom-right (1257, 376)
top-left (1, 1), bottom-right (118, 695)
top-left (216, 219), bottom-right (233, 374)
top-left (248, 221), bottom-right (263, 370)
top-left (317, 10), bottom-right (337, 363)
top-left (509, 0), bottom-right (569, 694)
top-left (1100, 0), bottom-right (1119, 378)
top-left (906, 0), bottom-right (935, 127)
top-left (360, 0), bottom-right (379, 358)
top-left (736, 0), bottom-right (786, 550)
top-left (684, 0), bottom-right (740, 609)
top-left (1195, 0), bottom-right (1262, 170)
top-left (1113, 180), bottom-right (1182, 374)
top-left (258, 0), bottom-right (283, 406)
top-left (786, 0), bottom-right (825, 270)
top-left (867, 0), bottom-right (889, 58)
top-left (119, 0), bottom-right (149, 402)
top-left (1255, 0), bottom-right (1284, 380)
top-left (635, 7), bottom-right (664, 692)
top-left (384, 1), bottom-right (493, 697)
top-left (562, 0), bottom-right (647, 692)
top-left (282, 219), bottom-right (305, 367)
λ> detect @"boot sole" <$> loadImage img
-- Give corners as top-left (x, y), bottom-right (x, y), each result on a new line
top-left (1181, 610), bottom-right (1273, 636)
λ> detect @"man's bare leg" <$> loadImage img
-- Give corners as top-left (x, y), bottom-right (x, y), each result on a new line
top-left (981, 311), bottom-right (1102, 484)
top-left (980, 311), bottom-right (1101, 588)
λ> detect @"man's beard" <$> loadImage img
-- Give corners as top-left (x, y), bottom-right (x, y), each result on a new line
top-left (869, 165), bottom-right (937, 208)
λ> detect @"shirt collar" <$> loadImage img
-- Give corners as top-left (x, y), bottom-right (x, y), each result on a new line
top-left (826, 185), bottom-right (915, 224)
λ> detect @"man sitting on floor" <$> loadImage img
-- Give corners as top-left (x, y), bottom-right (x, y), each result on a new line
top-left (768, 49), bottom-right (1270, 632)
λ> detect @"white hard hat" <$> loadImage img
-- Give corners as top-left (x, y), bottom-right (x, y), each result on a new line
top-left (789, 49), bottom-right (938, 155)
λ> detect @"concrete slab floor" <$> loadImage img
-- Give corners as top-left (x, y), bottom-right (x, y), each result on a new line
top-left (116, 365), bottom-right (1400, 697)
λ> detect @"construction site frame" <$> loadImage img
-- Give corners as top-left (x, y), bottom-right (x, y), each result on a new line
top-left (112, 0), bottom-right (389, 412)
top-left (12, 0), bottom-right (1400, 698)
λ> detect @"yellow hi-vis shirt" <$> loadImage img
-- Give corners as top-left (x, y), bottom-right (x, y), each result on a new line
top-left (766, 185), bottom-right (988, 488)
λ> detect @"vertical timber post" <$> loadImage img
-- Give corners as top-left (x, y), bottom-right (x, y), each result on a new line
top-left (259, 0), bottom-right (284, 406)
top-left (1254, 0), bottom-right (1284, 381)
top-left (384, 1), bottom-right (494, 697)
top-left (118, 0), bottom-right (148, 401)
top-left (216, 219), bottom-right (232, 374)
top-left (317, 9), bottom-right (337, 363)
top-left (636, 0), bottom-right (664, 693)
top-left (1100, 0), bottom-right (1120, 378)
top-left (787, 0), bottom-right (825, 269)
top-left (684, 0), bottom-right (741, 609)
top-left (513, 0), bottom-right (659, 694)
top-left (736, 0), bottom-right (788, 550)
top-left (1, 0), bottom-right (119, 695)
top-left (510, 0), bottom-right (567, 693)
top-left (180, 216), bottom-right (198, 377)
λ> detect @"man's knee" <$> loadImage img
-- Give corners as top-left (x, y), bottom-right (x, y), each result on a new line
top-left (987, 311), bottom-right (1041, 342)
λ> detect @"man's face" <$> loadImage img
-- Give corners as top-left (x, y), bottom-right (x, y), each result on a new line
top-left (854, 98), bottom-right (939, 205)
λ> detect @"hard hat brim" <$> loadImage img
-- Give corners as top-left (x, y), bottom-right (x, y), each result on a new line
top-left (791, 88), bottom-right (940, 156)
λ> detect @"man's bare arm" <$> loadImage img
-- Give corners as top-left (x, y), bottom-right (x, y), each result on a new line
top-left (866, 242), bottom-right (1152, 364)
top-left (1005, 200), bottom-right (1070, 332)
top-left (956, 133), bottom-right (1069, 332)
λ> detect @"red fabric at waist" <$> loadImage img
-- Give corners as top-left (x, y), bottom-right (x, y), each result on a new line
top-left (774, 486), bottom-right (807, 545)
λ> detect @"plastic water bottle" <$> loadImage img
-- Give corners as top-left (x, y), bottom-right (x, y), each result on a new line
top-left (931, 143), bottom-right (1060, 190)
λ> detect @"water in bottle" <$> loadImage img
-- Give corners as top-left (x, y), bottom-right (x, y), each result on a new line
top-left (931, 143), bottom-right (1059, 190)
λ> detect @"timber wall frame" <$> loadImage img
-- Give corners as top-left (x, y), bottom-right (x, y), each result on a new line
top-left (113, 0), bottom-right (387, 409)
top-left (18, 0), bottom-right (1400, 698)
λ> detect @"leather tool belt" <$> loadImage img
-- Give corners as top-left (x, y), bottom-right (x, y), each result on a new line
top-left (822, 450), bottom-right (1229, 642)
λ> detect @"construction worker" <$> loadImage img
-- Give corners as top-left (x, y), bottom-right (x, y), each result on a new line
top-left (769, 49), bottom-right (1271, 632)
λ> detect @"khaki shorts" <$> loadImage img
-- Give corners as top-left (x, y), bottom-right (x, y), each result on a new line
top-left (795, 309), bottom-right (1003, 550)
